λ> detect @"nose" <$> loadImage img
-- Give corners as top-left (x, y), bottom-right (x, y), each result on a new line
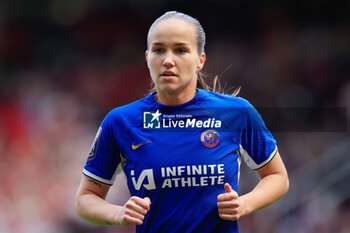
top-left (162, 51), bottom-right (175, 68)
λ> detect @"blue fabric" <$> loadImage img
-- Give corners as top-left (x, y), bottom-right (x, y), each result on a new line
top-left (83, 88), bottom-right (277, 233)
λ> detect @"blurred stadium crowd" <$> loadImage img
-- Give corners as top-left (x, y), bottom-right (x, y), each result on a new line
top-left (0, 1), bottom-right (349, 233)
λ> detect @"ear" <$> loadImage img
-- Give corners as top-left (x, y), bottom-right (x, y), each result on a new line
top-left (145, 50), bottom-right (149, 68)
top-left (197, 53), bottom-right (206, 71)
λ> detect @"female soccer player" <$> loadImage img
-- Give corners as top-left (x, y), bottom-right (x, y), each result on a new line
top-left (75, 11), bottom-right (289, 233)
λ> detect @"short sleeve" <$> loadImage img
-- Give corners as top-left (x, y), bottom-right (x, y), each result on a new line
top-left (83, 112), bottom-right (122, 185)
top-left (238, 99), bottom-right (277, 170)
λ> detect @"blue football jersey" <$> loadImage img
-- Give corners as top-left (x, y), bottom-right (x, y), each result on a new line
top-left (83, 89), bottom-right (277, 233)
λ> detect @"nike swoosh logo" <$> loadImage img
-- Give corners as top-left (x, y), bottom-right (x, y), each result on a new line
top-left (132, 141), bottom-right (152, 150)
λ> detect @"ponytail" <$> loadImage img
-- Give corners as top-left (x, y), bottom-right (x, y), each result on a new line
top-left (197, 72), bottom-right (240, 96)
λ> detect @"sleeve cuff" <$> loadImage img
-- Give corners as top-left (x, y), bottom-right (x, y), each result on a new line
top-left (239, 145), bottom-right (278, 170)
top-left (83, 169), bottom-right (114, 186)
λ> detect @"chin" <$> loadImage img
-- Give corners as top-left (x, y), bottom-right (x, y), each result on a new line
top-left (159, 87), bottom-right (179, 95)
top-left (157, 84), bottom-right (182, 95)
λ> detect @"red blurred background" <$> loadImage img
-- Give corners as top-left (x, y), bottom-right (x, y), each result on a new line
top-left (0, 1), bottom-right (349, 232)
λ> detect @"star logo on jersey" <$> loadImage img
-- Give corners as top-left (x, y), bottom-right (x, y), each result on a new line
top-left (132, 141), bottom-right (152, 150)
top-left (143, 109), bottom-right (162, 129)
top-left (200, 130), bottom-right (220, 148)
top-left (151, 109), bottom-right (162, 122)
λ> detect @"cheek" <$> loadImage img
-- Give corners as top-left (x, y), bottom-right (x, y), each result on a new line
top-left (184, 58), bottom-right (200, 73)
top-left (147, 58), bottom-right (157, 72)
top-left (148, 56), bottom-right (161, 68)
top-left (147, 59), bottom-right (159, 81)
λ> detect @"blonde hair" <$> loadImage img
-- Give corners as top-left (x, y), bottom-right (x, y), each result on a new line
top-left (147, 11), bottom-right (240, 96)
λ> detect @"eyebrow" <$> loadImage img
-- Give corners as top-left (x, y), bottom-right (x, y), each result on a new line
top-left (151, 42), bottom-right (190, 46)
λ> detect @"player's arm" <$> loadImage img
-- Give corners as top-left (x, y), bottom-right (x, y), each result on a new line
top-left (239, 151), bottom-right (289, 215)
top-left (218, 151), bottom-right (289, 220)
top-left (75, 175), bottom-right (151, 226)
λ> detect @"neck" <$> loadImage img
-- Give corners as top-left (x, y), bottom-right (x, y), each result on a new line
top-left (155, 87), bottom-right (197, 106)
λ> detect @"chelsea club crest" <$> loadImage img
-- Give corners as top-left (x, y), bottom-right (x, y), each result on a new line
top-left (200, 130), bottom-right (220, 148)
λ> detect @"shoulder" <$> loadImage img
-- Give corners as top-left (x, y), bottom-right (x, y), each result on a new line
top-left (197, 89), bottom-right (254, 109)
top-left (198, 89), bottom-right (261, 128)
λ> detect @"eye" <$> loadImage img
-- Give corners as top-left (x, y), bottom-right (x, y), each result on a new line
top-left (152, 48), bottom-right (164, 53)
top-left (175, 48), bottom-right (187, 54)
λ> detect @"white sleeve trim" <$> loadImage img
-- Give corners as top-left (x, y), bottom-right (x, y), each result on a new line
top-left (83, 169), bottom-right (114, 185)
top-left (239, 145), bottom-right (278, 170)
top-left (83, 163), bottom-right (122, 186)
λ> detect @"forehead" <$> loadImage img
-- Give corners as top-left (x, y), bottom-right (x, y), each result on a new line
top-left (149, 18), bottom-right (197, 46)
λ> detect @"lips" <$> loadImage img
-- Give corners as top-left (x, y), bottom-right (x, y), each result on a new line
top-left (161, 70), bottom-right (176, 76)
